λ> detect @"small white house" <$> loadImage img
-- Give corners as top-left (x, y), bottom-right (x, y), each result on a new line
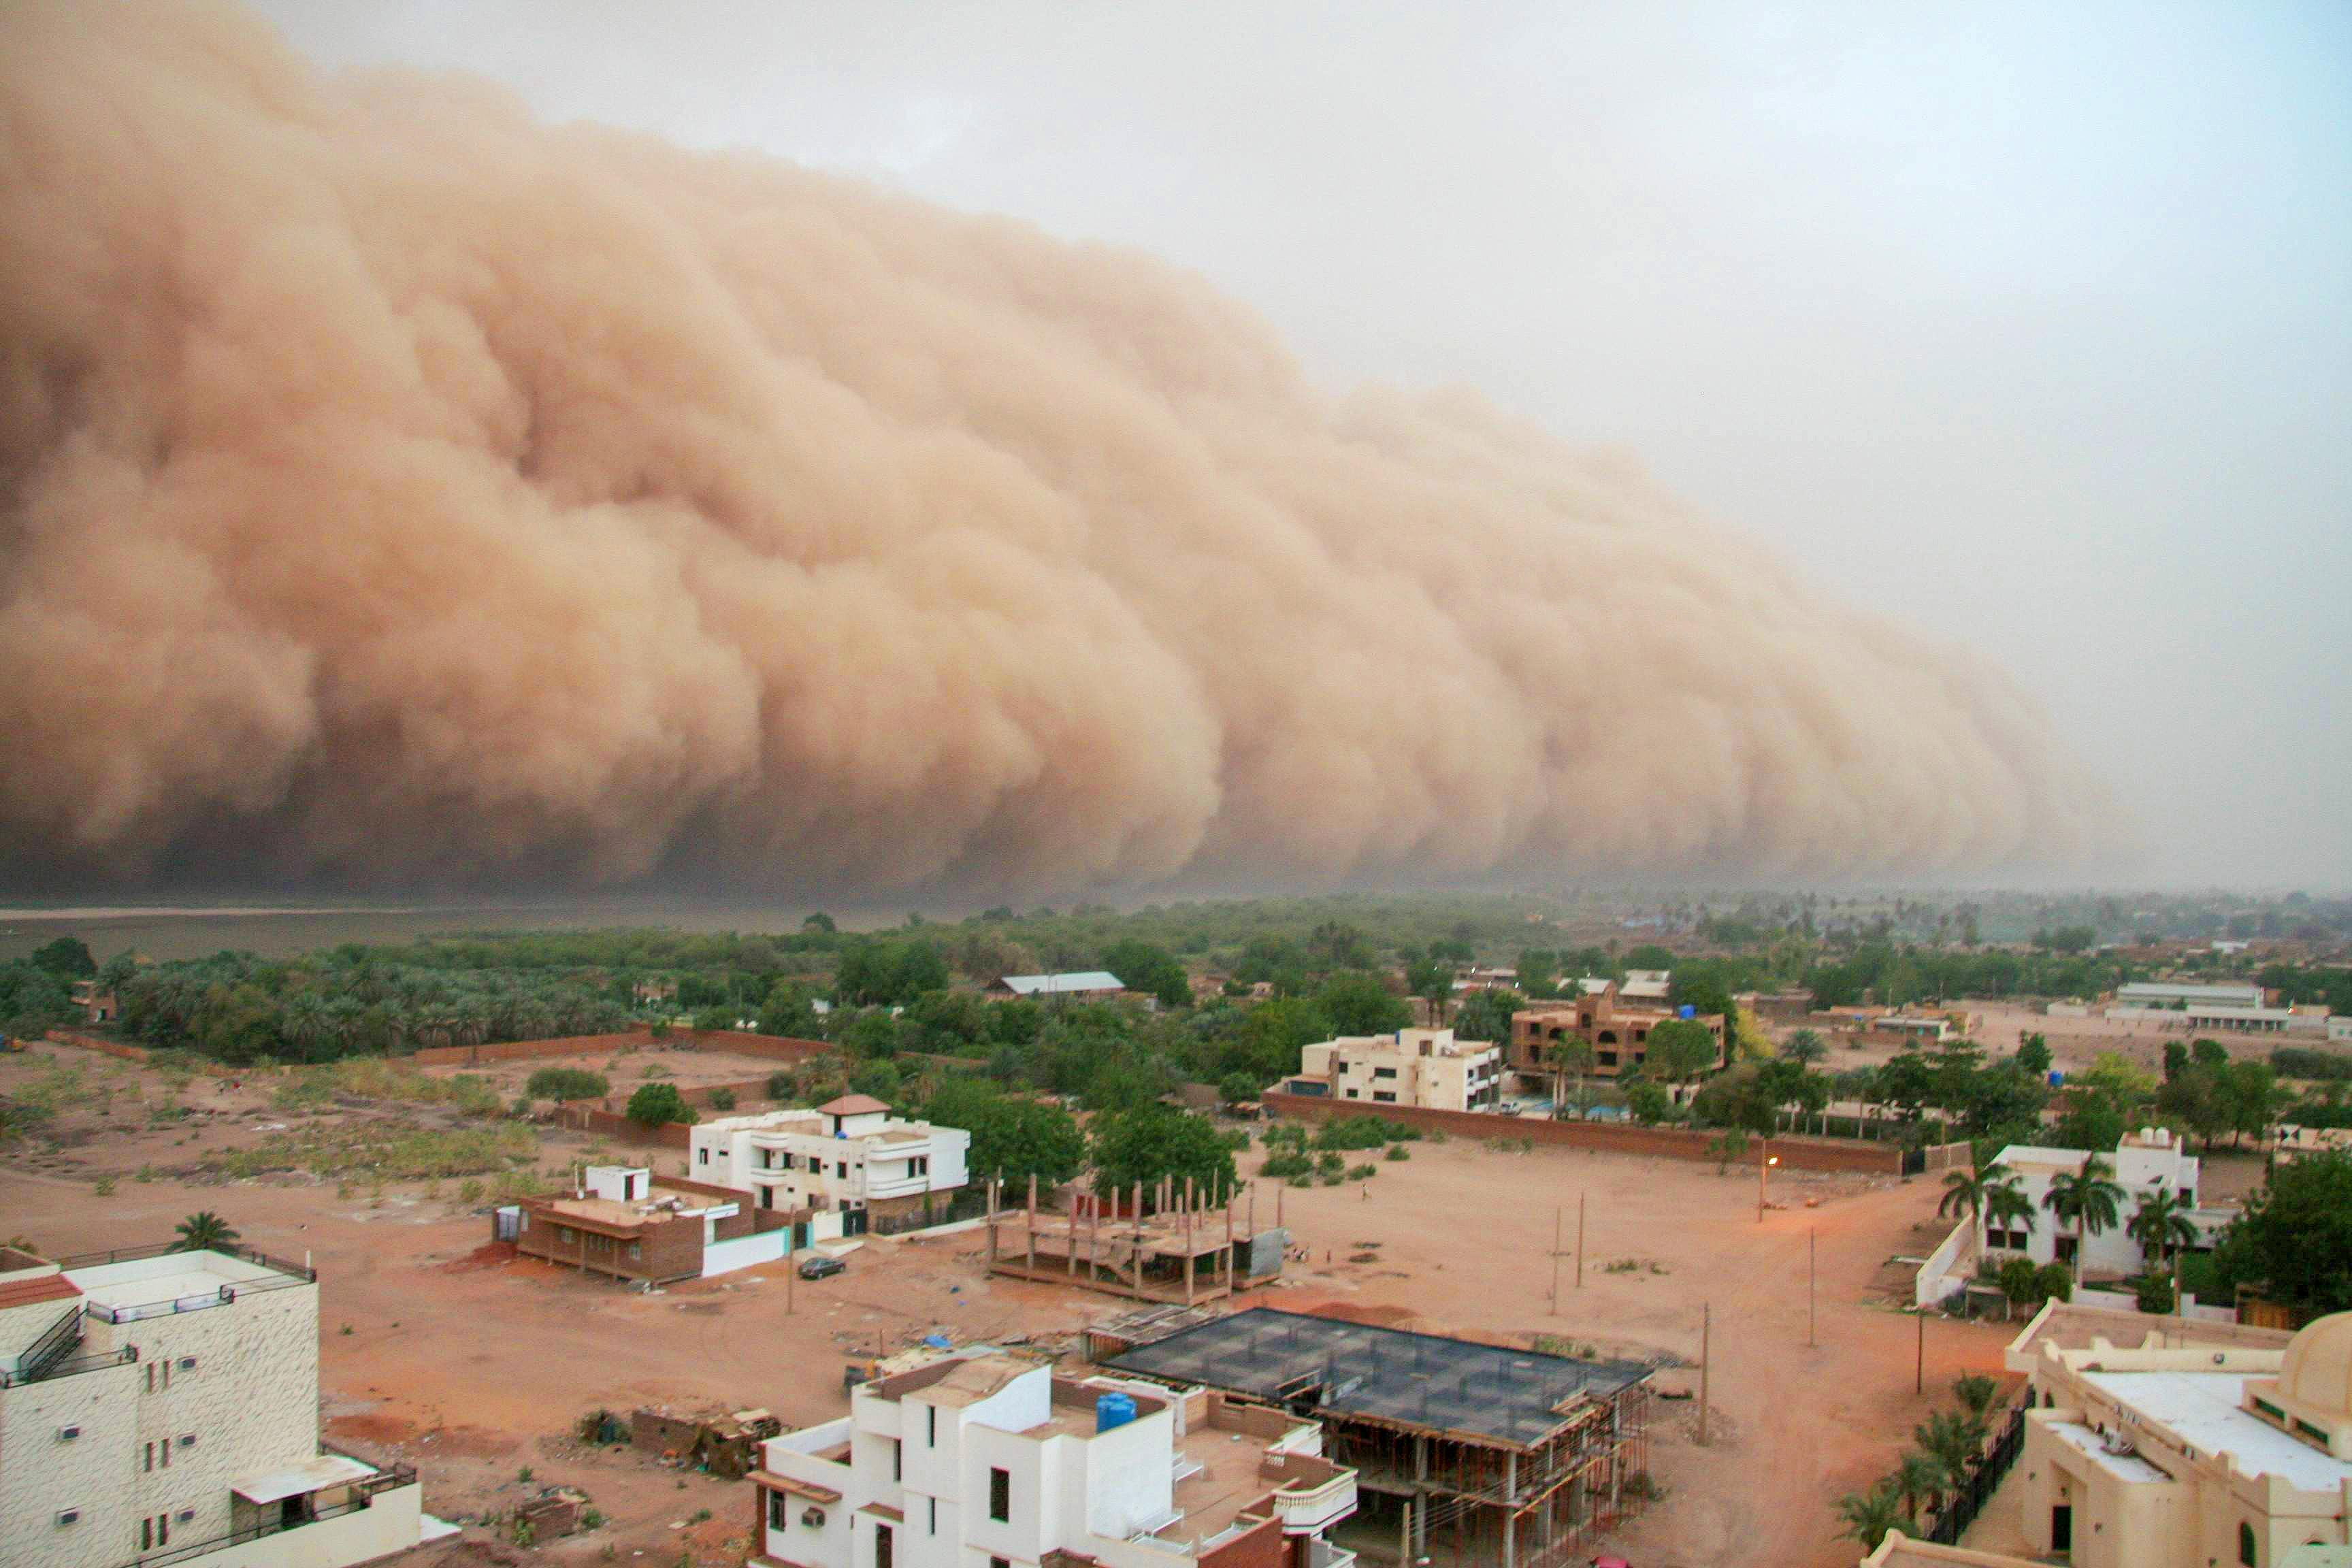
top-left (689, 1096), bottom-right (970, 1235)
top-left (751, 1351), bottom-right (1357, 1568)
top-left (1986, 1128), bottom-right (2229, 1279)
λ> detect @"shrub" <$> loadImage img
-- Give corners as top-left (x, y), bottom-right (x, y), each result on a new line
top-left (1345, 1163), bottom-right (1378, 1181)
top-left (625, 1082), bottom-right (697, 1128)
top-left (459, 1177), bottom-right (485, 1205)
top-left (707, 1088), bottom-right (736, 1111)
top-left (1384, 1143), bottom-right (1410, 1161)
top-left (93, 1174), bottom-right (116, 1196)
top-left (1312, 1115), bottom-right (1420, 1152)
top-left (766, 1071), bottom-right (796, 1100)
top-left (525, 1068), bottom-right (608, 1102)
top-left (1315, 1149), bottom-right (1344, 1176)
top-left (1260, 1151), bottom-right (1312, 1181)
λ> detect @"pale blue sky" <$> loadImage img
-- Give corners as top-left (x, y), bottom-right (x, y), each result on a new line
top-left (250, 0), bottom-right (2352, 888)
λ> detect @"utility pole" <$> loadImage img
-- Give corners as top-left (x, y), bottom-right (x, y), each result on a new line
top-left (1808, 1228), bottom-right (1816, 1348)
top-left (1576, 1191), bottom-right (1586, 1289)
top-left (1549, 1206), bottom-right (1562, 1314)
top-left (1915, 1308), bottom-right (1925, 1394)
top-left (1697, 1303), bottom-right (1710, 1446)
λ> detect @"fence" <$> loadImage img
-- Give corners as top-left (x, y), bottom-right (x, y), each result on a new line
top-left (122, 1456), bottom-right (418, 1568)
top-left (1259, 1092), bottom-right (1906, 1174)
top-left (1923, 1405), bottom-right (2027, 1545)
top-left (409, 1030), bottom-right (834, 1067)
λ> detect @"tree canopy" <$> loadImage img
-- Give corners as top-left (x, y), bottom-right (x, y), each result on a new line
top-left (1086, 1103), bottom-right (1237, 1201)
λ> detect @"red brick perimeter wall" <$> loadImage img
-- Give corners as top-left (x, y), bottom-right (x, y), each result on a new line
top-left (1261, 1091), bottom-right (1904, 1174)
top-left (410, 1030), bottom-right (834, 1066)
top-left (44, 1030), bottom-right (150, 1061)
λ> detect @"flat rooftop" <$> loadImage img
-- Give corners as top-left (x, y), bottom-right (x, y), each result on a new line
top-left (63, 1247), bottom-right (311, 1314)
top-left (1102, 1309), bottom-right (1648, 1449)
top-left (2082, 1370), bottom-right (2352, 1492)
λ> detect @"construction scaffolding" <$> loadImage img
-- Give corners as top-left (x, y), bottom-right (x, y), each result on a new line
top-left (1100, 1309), bottom-right (1654, 1568)
top-left (983, 1174), bottom-right (1288, 1304)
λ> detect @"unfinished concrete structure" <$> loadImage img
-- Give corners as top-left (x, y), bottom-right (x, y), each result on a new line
top-left (1102, 1311), bottom-right (1653, 1568)
top-left (984, 1178), bottom-right (1288, 1305)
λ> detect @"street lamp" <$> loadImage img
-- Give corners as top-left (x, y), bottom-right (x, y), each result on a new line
top-left (1758, 1146), bottom-right (1780, 1222)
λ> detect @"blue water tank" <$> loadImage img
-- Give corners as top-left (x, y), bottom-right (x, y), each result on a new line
top-left (2047, 1071), bottom-right (2065, 1089)
top-left (1678, 1004), bottom-right (1695, 1020)
top-left (1096, 1393), bottom-right (1137, 1433)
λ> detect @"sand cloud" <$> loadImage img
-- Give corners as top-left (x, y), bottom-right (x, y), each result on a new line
top-left (0, 1), bottom-right (2127, 894)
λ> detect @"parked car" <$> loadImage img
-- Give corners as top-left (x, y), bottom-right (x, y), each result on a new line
top-left (798, 1254), bottom-right (846, 1280)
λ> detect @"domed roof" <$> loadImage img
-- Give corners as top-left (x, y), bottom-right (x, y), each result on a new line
top-left (2278, 1311), bottom-right (2352, 1418)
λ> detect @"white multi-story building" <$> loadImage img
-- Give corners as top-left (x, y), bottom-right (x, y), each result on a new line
top-left (751, 1351), bottom-right (1357, 1568)
top-left (1984, 1128), bottom-right (2230, 1279)
top-left (1294, 1028), bottom-right (1501, 1113)
top-left (691, 1096), bottom-right (970, 1235)
top-left (0, 1241), bottom-right (424, 1568)
top-left (2112, 981), bottom-right (2267, 1012)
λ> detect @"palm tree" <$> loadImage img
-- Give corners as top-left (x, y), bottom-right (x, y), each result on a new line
top-left (2044, 1155), bottom-right (2126, 1286)
top-left (1890, 1451), bottom-right (1949, 1522)
top-left (1547, 1038), bottom-right (1595, 1117)
top-left (1835, 1482), bottom-right (1908, 1550)
top-left (172, 1211), bottom-right (240, 1253)
top-left (1914, 1409), bottom-right (1985, 1489)
top-left (2127, 1189), bottom-right (2198, 1271)
top-left (1983, 1181), bottom-right (2036, 1255)
top-left (1938, 1162), bottom-right (2014, 1225)
top-left (1784, 1028), bottom-right (1829, 1067)
top-left (1953, 1373), bottom-right (2001, 1421)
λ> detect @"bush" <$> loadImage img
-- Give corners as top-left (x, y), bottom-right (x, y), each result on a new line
top-left (707, 1088), bottom-right (736, 1111)
top-left (1315, 1149), bottom-right (1344, 1176)
top-left (1313, 1115), bottom-right (1421, 1151)
top-left (1384, 1143), bottom-right (1410, 1161)
top-left (1260, 1151), bottom-right (1313, 1181)
top-left (2134, 1273), bottom-right (2176, 1313)
top-left (525, 1068), bottom-right (608, 1102)
top-left (2274, 1047), bottom-right (2352, 1081)
top-left (1345, 1163), bottom-right (1378, 1181)
top-left (624, 1082), bottom-right (697, 1128)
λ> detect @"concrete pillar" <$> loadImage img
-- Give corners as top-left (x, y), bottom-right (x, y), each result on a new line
top-left (1502, 1452), bottom-right (1518, 1568)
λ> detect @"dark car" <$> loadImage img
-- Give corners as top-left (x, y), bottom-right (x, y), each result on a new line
top-left (798, 1254), bottom-right (846, 1280)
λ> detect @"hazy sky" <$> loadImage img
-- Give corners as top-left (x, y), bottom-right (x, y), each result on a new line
top-left (246, 0), bottom-right (2352, 890)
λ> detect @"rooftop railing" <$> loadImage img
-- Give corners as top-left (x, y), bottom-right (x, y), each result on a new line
top-left (108, 1454), bottom-right (416, 1568)
top-left (59, 1241), bottom-right (317, 1282)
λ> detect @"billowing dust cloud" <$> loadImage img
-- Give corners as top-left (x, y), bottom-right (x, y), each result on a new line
top-left (0, 1), bottom-right (2126, 894)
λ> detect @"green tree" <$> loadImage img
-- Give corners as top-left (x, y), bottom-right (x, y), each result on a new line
top-left (1100, 941), bottom-right (1190, 1009)
top-left (625, 1082), bottom-right (697, 1127)
top-left (29, 936), bottom-right (97, 980)
top-left (1403, 956), bottom-right (1456, 1024)
top-left (2015, 1033), bottom-right (2053, 1077)
top-left (1938, 1162), bottom-right (2014, 1226)
top-left (173, 1211), bottom-right (240, 1252)
top-left (1983, 1181), bottom-right (2036, 1252)
top-left (1952, 1373), bottom-right (2000, 1420)
top-left (1835, 1482), bottom-right (1907, 1550)
top-left (1624, 1080), bottom-right (1671, 1124)
top-left (1087, 1104), bottom-right (1237, 1203)
top-left (2043, 1154), bottom-right (2125, 1286)
top-left (2211, 1152), bottom-right (2352, 1315)
top-left (926, 1082), bottom-right (1085, 1193)
top-left (1448, 988), bottom-right (1521, 1047)
top-left (1889, 1450), bottom-right (1948, 1521)
top-left (1643, 1019), bottom-right (1720, 1090)
top-left (1782, 1028), bottom-right (1829, 1067)
top-left (2127, 1190), bottom-right (2198, 1271)
top-left (525, 1068), bottom-right (608, 1102)
top-left (1315, 972), bottom-right (1409, 1036)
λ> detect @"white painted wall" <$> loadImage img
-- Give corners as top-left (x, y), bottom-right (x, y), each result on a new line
top-left (699, 1230), bottom-right (792, 1278)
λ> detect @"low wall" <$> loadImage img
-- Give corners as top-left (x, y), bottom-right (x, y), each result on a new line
top-left (557, 1105), bottom-right (693, 1149)
top-left (42, 1030), bottom-right (149, 1061)
top-left (1916, 1215), bottom-right (1979, 1309)
top-left (1260, 1091), bottom-right (1906, 1174)
top-left (412, 1030), bottom-right (834, 1066)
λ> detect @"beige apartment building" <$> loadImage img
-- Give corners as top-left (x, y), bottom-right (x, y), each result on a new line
top-left (0, 1241), bottom-right (425, 1568)
top-left (1293, 1028), bottom-right (1501, 1111)
top-left (1509, 977), bottom-right (1725, 1085)
top-left (1865, 1305), bottom-right (2352, 1568)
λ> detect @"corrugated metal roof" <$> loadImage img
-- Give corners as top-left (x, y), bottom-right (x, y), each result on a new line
top-left (996, 971), bottom-right (1126, 995)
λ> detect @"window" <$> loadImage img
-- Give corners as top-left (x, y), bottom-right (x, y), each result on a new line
top-left (1344, 1088), bottom-right (1360, 1100)
top-left (1373, 1092), bottom-right (1397, 1104)
top-left (145, 1364), bottom-right (154, 1393)
top-left (627, 1243), bottom-right (643, 1262)
top-left (698, 1149), bottom-right (709, 1165)
top-left (989, 1467), bottom-right (1010, 1522)
top-left (178, 1434), bottom-right (195, 1449)
top-left (913, 1156), bottom-right (928, 1177)
top-left (56, 1425), bottom-right (79, 1441)
top-left (176, 1356), bottom-right (195, 1372)
top-left (142, 1519), bottom-right (152, 1551)
top-left (927, 1405), bottom-right (936, 1446)
top-left (144, 1442), bottom-right (154, 1472)
top-left (1373, 1067), bottom-right (1397, 1080)
top-left (891, 1437), bottom-right (902, 1481)
top-left (2240, 1520), bottom-right (2259, 1566)
top-left (992, 1558), bottom-right (1010, 1568)
top-left (838, 1162), bottom-right (848, 1179)
top-left (769, 1492), bottom-right (789, 1530)
top-left (160, 1437), bottom-right (170, 1468)
top-left (928, 1498), bottom-right (937, 1535)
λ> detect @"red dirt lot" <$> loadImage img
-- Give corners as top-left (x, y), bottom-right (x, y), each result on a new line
top-left (3, 1043), bottom-right (2009, 1568)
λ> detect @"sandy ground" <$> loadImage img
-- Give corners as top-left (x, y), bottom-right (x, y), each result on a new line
top-left (3, 1043), bottom-right (2014, 1568)
top-left (421, 1045), bottom-right (802, 1101)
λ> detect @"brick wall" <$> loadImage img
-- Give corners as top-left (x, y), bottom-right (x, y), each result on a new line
top-left (410, 1030), bottom-right (833, 1067)
top-left (555, 1105), bottom-right (695, 1149)
top-left (42, 1030), bottom-right (150, 1061)
top-left (1261, 1091), bottom-right (1904, 1174)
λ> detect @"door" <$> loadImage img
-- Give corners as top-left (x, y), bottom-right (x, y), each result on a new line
top-left (875, 1522), bottom-right (894, 1568)
top-left (2051, 1505), bottom-right (2072, 1553)
top-left (845, 1207), bottom-right (869, 1237)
